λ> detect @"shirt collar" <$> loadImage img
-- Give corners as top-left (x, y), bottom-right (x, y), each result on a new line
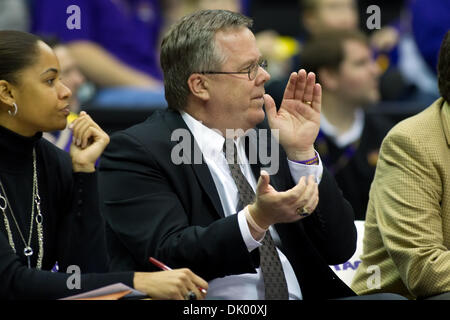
top-left (180, 111), bottom-right (226, 157)
top-left (320, 108), bottom-right (365, 147)
top-left (180, 111), bottom-right (251, 159)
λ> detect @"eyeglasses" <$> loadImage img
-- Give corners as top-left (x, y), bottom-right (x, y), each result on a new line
top-left (196, 59), bottom-right (268, 81)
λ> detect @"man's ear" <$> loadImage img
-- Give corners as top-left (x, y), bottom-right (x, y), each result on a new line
top-left (187, 73), bottom-right (210, 102)
top-left (0, 80), bottom-right (16, 106)
top-left (318, 68), bottom-right (339, 91)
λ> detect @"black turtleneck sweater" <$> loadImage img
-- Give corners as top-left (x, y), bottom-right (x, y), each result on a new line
top-left (0, 125), bottom-right (133, 299)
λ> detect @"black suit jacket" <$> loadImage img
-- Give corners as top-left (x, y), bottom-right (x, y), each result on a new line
top-left (98, 108), bottom-right (357, 299)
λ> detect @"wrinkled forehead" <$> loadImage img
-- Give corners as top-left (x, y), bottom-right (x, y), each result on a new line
top-left (214, 27), bottom-right (260, 65)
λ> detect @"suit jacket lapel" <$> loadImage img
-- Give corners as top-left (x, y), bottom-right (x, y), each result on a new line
top-left (191, 147), bottom-right (226, 218)
top-left (164, 109), bottom-right (225, 218)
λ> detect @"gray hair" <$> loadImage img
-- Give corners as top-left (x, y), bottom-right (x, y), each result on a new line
top-left (160, 10), bottom-right (253, 111)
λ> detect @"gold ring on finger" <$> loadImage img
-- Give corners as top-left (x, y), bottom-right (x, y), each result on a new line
top-left (296, 206), bottom-right (310, 217)
top-left (185, 291), bottom-right (197, 300)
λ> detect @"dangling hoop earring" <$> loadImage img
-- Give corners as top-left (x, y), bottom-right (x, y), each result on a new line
top-left (8, 102), bottom-right (18, 117)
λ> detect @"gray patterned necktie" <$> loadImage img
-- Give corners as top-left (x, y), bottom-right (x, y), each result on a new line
top-left (224, 139), bottom-right (289, 300)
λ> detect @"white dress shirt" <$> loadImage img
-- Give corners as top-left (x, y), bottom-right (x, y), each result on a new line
top-left (181, 111), bottom-right (323, 300)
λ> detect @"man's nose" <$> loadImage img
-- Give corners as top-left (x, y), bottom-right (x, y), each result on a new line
top-left (256, 66), bottom-right (271, 84)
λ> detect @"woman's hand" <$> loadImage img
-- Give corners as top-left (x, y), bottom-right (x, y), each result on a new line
top-left (69, 111), bottom-right (110, 172)
top-left (133, 269), bottom-right (209, 300)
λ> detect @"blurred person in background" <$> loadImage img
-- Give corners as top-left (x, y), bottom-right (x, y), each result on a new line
top-left (300, 0), bottom-right (410, 102)
top-left (300, 30), bottom-right (393, 220)
top-left (266, 0), bottom-right (400, 106)
top-left (300, 0), bottom-right (400, 57)
top-left (301, 0), bottom-right (447, 104)
top-left (0, 0), bottom-right (30, 32)
top-left (33, 0), bottom-right (167, 108)
top-left (395, 0), bottom-right (450, 103)
top-left (301, 0), bottom-right (359, 34)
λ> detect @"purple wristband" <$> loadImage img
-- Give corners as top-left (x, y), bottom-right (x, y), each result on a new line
top-left (292, 153), bottom-right (319, 165)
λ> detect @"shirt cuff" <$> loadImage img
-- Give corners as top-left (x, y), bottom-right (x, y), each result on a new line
top-left (237, 209), bottom-right (264, 252)
top-left (287, 152), bottom-right (323, 184)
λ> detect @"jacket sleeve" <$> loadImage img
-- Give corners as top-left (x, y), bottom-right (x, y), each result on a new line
top-left (301, 166), bottom-right (357, 264)
top-left (0, 230), bottom-right (133, 300)
top-left (369, 126), bottom-right (450, 298)
top-left (57, 170), bottom-right (109, 274)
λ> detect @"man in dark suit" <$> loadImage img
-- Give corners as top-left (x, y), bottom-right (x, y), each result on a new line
top-left (98, 9), bottom-right (357, 300)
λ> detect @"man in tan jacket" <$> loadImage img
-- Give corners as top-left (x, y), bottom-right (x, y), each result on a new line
top-left (351, 31), bottom-right (450, 299)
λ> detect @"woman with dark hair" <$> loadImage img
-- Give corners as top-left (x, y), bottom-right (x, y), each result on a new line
top-left (0, 30), bottom-right (208, 300)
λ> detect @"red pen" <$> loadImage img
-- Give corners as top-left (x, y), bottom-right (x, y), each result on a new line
top-left (149, 257), bottom-right (207, 294)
